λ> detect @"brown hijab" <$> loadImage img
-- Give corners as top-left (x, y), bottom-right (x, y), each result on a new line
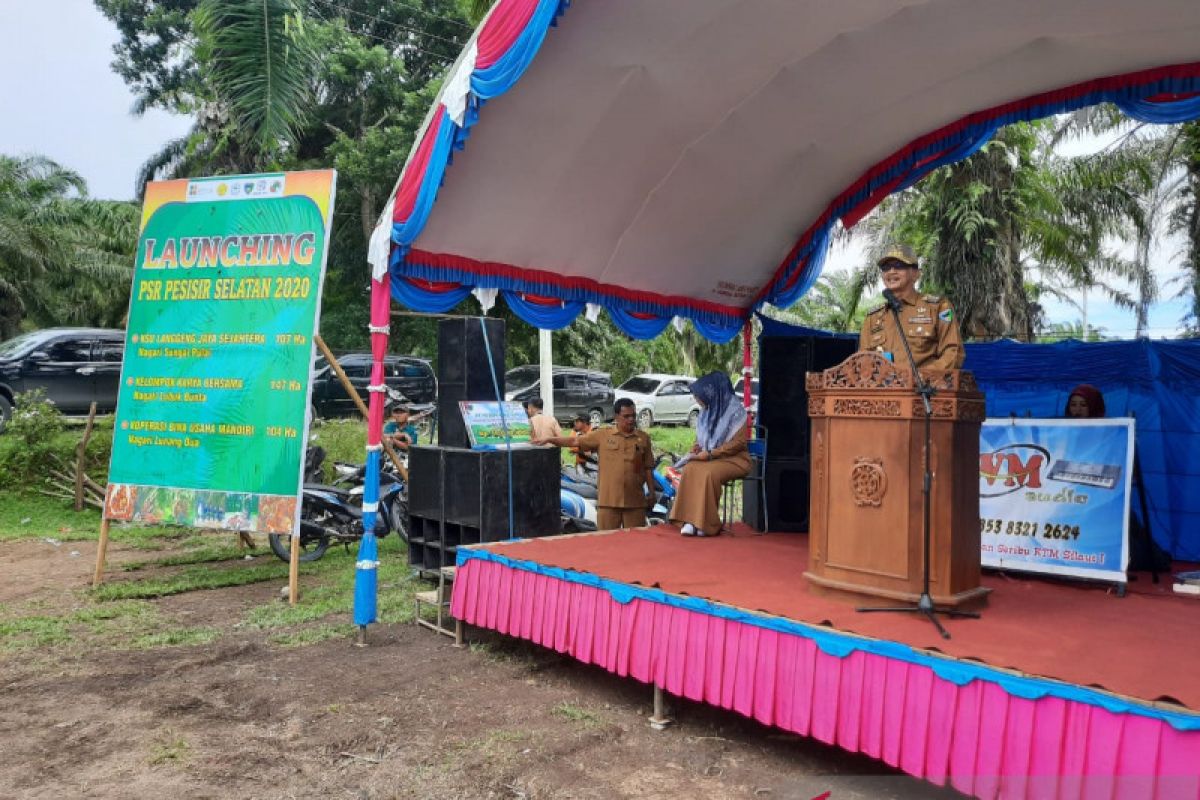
top-left (1065, 384), bottom-right (1106, 418)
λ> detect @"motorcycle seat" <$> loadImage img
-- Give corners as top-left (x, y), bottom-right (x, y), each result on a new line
top-left (304, 482), bottom-right (354, 497)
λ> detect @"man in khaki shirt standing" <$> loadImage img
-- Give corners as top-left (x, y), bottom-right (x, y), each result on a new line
top-left (859, 244), bottom-right (965, 371)
top-left (533, 398), bottom-right (656, 530)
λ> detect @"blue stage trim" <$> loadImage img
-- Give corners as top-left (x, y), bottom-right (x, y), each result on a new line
top-left (457, 545), bottom-right (1200, 731)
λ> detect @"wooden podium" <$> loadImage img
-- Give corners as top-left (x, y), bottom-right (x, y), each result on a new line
top-left (803, 352), bottom-right (990, 608)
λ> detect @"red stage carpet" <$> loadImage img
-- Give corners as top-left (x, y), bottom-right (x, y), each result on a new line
top-left (473, 524), bottom-right (1198, 712)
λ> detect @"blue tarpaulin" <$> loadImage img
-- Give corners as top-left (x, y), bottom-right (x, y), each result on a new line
top-left (757, 315), bottom-right (1200, 560)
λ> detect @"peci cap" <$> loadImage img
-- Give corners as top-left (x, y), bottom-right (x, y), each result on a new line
top-left (877, 244), bottom-right (919, 268)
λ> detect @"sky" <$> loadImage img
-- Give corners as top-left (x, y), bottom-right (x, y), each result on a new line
top-left (0, 2), bottom-right (193, 201)
top-left (0, 3), bottom-right (1192, 338)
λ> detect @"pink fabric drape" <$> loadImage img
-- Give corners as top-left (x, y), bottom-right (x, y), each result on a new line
top-left (391, 113), bottom-right (446, 224)
top-left (366, 272), bottom-right (392, 445)
top-left (451, 558), bottom-right (1200, 800)
top-left (476, 0), bottom-right (542, 69)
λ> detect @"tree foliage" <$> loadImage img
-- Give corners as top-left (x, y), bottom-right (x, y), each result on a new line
top-left (854, 121), bottom-right (1152, 341)
top-left (0, 156), bottom-right (138, 338)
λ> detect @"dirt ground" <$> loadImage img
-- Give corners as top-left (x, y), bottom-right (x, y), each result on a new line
top-left (0, 536), bottom-right (961, 800)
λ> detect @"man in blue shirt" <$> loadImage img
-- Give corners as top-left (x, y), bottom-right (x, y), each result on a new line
top-left (383, 403), bottom-right (419, 451)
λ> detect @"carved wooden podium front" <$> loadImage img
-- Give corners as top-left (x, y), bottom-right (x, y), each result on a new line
top-left (803, 352), bottom-right (990, 608)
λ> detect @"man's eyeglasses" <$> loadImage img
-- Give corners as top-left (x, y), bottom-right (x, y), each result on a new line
top-left (879, 262), bottom-right (915, 273)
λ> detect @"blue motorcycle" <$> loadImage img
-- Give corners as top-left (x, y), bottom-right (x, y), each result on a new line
top-left (268, 447), bottom-right (408, 563)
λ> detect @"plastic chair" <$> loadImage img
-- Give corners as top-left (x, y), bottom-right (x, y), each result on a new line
top-left (723, 425), bottom-right (768, 533)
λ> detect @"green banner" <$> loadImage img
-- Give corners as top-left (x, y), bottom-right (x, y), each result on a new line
top-left (105, 171), bottom-right (336, 533)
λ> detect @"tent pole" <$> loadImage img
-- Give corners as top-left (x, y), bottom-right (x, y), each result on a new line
top-left (539, 328), bottom-right (554, 419)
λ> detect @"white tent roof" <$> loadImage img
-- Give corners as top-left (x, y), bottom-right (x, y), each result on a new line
top-left (381, 0), bottom-right (1200, 326)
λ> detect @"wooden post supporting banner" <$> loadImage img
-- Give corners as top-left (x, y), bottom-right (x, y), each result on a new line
top-left (288, 520), bottom-right (300, 605)
top-left (75, 402), bottom-right (99, 512)
top-left (313, 334), bottom-right (408, 481)
top-left (92, 517), bottom-right (111, 588)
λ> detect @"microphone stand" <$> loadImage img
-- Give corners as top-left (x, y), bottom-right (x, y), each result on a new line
top-left (856, 294), bottom-right (979, 640)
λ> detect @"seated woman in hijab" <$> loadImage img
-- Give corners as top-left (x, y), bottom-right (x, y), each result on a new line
top-left (1064, 384), bottom-right (1106, 418)
top-left (670, 372), bottom-right (751, 537)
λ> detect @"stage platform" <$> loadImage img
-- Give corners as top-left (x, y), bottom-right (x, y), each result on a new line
top-left (450, 525), bottom-right (1200, 800)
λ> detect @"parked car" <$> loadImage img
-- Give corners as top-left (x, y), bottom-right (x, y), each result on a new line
top-left (733, 376), bottom-right (760, 415)
top-left (0, 328), bottom-right (126, 429)
top-left (311, 353), bottom-right (435, 420)
top-left (504, 366), bottom-right (614, 426)
top-left (615, 373), bottom-right (699, 429)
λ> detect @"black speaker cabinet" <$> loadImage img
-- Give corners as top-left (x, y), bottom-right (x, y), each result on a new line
top-left (764, 456), bottom-right (811, 533)
top-left (442, 447), bottom-right (560, 538)
top-left (757, 334), bottom-right (856, 459)
top-left (437, 317), bottom-right (506, 448)
top-left (408, 446), bottom-right (444, 519)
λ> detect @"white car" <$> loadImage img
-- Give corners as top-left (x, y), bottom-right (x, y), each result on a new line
top-left (615, 373), bottom-right (699, 428)
top-left (733, 376), bottom-right (760, 415)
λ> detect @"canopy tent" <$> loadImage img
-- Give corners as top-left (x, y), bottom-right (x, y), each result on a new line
top-left (368, 0), bottom-right (1200, 341)
top-left (352, 0), bottom-right (1200, 625)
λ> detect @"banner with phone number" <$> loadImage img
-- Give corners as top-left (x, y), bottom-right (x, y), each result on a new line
top-left (979, 418), bottom-right (1134, 583)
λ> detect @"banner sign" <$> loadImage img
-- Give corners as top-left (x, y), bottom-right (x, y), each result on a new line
top-left (459, 401), bottom-right (532, 449)
top-left (979, 418), bottom-right (1134, 583)
top-left (104, 171), bottom-right (337, 533)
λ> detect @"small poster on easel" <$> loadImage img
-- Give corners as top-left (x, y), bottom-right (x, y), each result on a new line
top-left (459, 401), bottom-right (532, 449)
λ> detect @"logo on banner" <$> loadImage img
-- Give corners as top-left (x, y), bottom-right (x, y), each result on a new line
top-left (979, 443), bottom-right (1049, 496)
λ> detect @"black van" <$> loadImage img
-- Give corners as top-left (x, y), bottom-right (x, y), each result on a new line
top-left (0, 328), bottom-right (126, 429)
top-left (310, 353), bottom-right (435, 419)
top-left (504, 366), bottom-right (614, 426)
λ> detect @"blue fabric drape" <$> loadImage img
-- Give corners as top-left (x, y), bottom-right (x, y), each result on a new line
top-left (390, 276), bottom-right (473, 312)
top-left (690, 315), bottom-right (743, 344)
top-left (390, 111), bottom-right (459, 254)
top-left (1115, 95), bottom-right (1200, 124)
top-left (768, 228), bottom-right (832, 310)
top-left (606, 306), bottom-right (673, 339)
top-left (398, 254), bottom-right (744, 332)
top-left (471, 0), bottom-right (569, 98)
top-left (502, 290), bottom-right (584, 329)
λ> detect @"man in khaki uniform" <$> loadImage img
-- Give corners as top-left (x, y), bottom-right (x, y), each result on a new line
top-left (533, 398), bottom-right (656, 530)
top-left (859, 244), bottom-right (965, 371)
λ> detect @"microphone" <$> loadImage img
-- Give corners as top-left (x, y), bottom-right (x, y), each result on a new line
top-left (882, 288), bottom-right (902, 313)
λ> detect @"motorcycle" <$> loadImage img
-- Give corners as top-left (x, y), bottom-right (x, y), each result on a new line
top-left (647, 451), bottom-right (681, 525)
top-left (268, 447), bottom-right (408, 563)
top-left (560, 467), bottom-right (599, 532)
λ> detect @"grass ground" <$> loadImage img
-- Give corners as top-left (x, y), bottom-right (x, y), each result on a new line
top-left (0, 417), bottom-right (717, 656)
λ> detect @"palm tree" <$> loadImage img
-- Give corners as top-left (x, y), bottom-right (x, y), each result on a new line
top-left (771, 267), bottom-right (879, 333)
top-left (855, 121), bottom-right (1150, 341)
top-left (0, 156), bottom-right (138, 337)
top-left (1167, 123), bottom-right (1200, 335)
top-left (1038, 319), bottom-right (1108, 343)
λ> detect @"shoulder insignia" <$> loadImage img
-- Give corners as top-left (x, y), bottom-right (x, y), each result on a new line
top-left (869, 304), bottom-right (887, 315)
top-left (922, 294), bottom-right (942, 303)
top-left (938, 307), bottom-right (954, 323)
